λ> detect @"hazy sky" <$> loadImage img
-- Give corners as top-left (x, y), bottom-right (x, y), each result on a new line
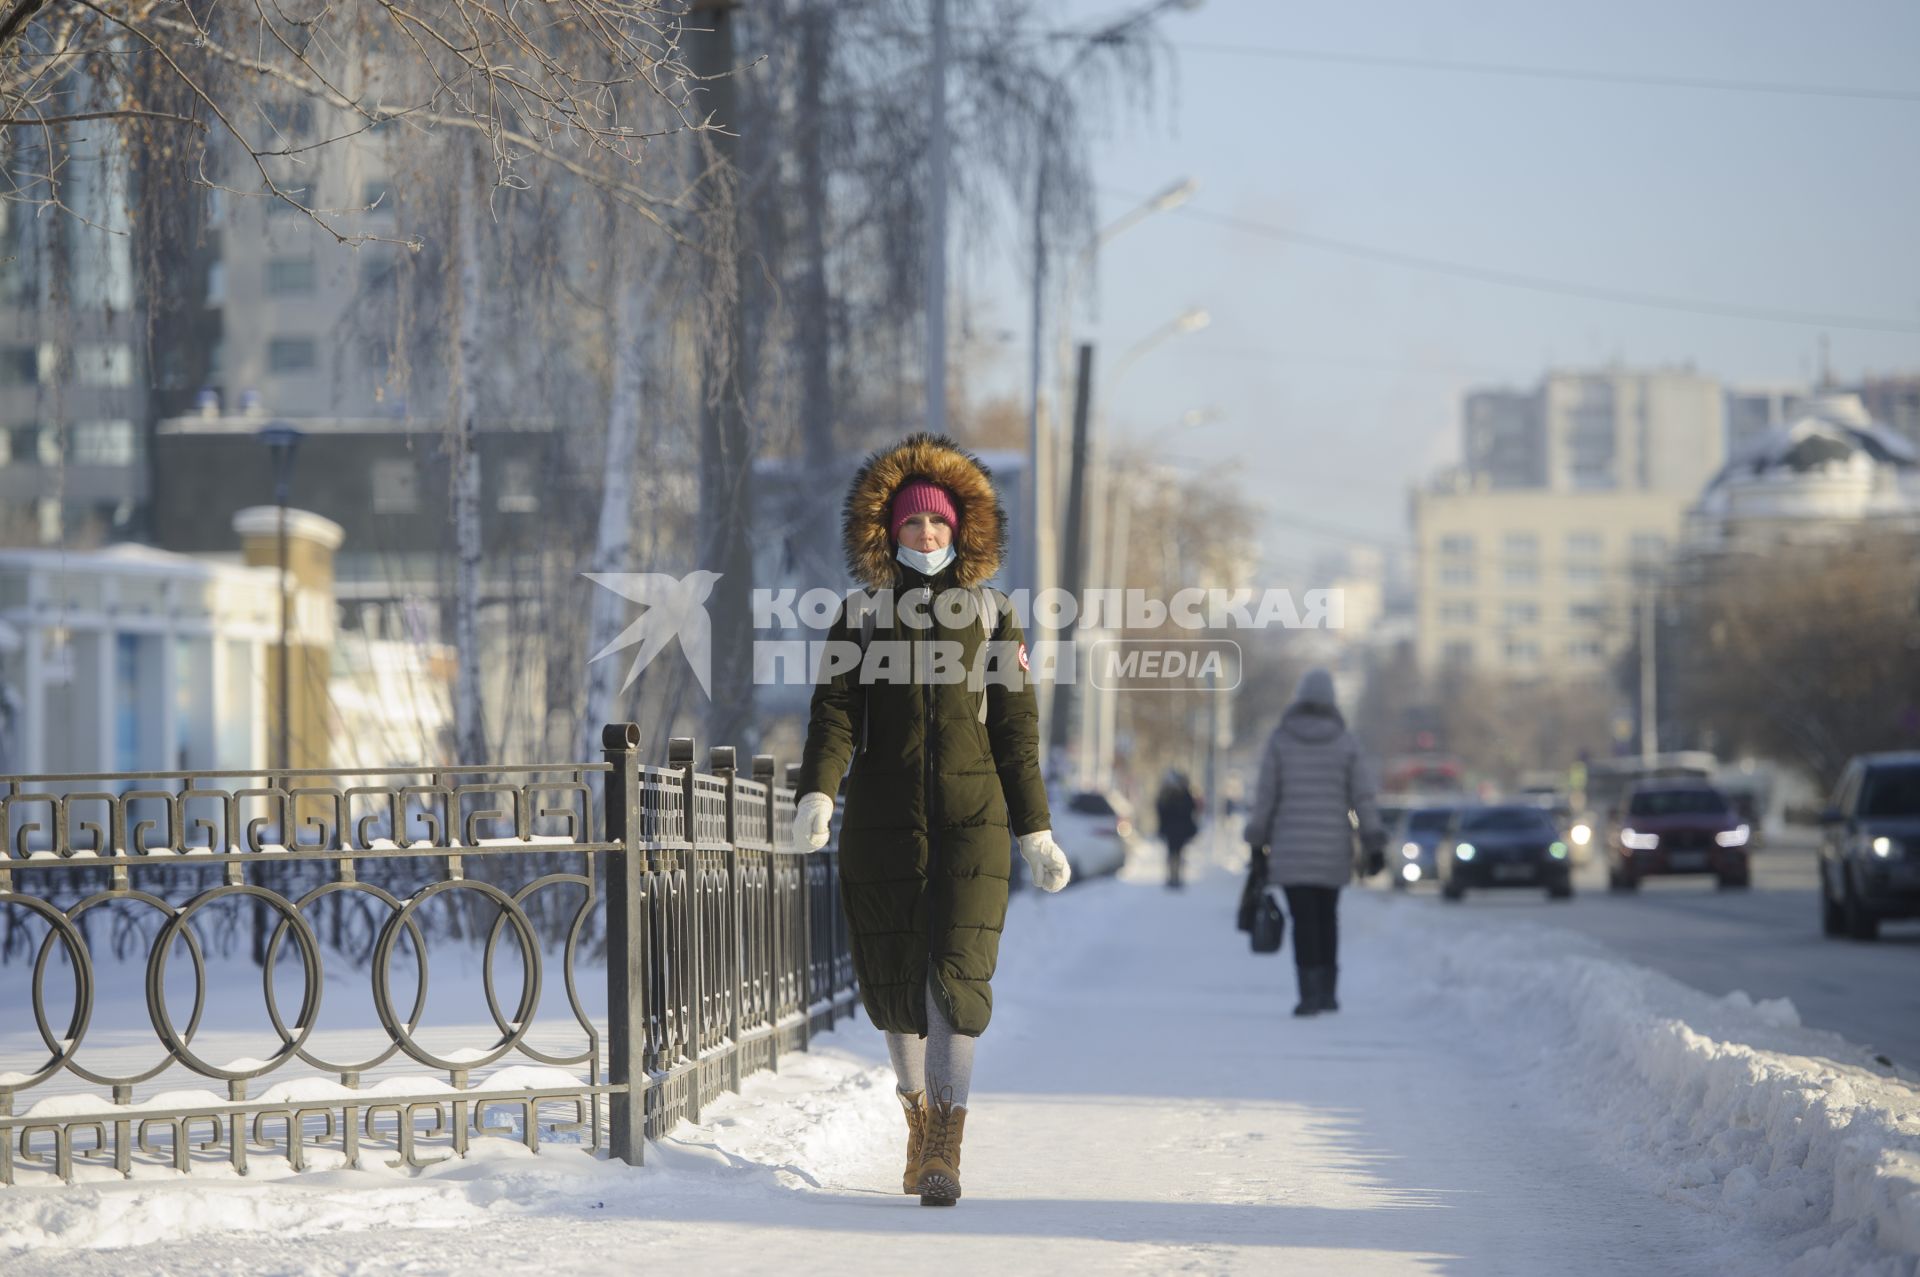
top-left (960, 0), bottom-right (1920, 571)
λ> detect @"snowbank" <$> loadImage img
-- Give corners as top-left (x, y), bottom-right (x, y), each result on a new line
top-left (0, 1045), bottom-right (890, 1256)
top-left (1375, 897), bottom-right (1920, 1274)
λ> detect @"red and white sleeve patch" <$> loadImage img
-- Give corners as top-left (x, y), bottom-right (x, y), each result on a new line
top-left (1017, 642), bottom-right (1029, 672)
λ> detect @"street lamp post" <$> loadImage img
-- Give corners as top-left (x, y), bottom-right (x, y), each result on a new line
top-left (258, 421), bottom-right (303, 773)
top-left (1037, 185), bottom-right (1196, 772)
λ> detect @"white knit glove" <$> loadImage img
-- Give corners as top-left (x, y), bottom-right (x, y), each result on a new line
top-left (1019, 830), bottom-right (1072, 893)
top-left (793, 791), bottom-right (834, 851)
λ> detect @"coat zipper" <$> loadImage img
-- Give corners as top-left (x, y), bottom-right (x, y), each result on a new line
top-left (922, 579), bottom-right (943, 1031)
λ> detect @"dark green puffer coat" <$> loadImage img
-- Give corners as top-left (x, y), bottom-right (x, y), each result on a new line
top-left (796, 433), bottom-right (1050, 1037)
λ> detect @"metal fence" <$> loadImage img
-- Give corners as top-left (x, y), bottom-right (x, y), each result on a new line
top-left (0, 722), bottom-right (858, 1185)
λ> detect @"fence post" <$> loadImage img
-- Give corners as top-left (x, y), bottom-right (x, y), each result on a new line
top-left (710, 745), bottom-right (742, 1096)
top-left (753, 753), bottom-right (779, 1073)
top-left (602, 722), bottom-right (646, 1167)
top-left (785, 761), bottom-right (814, 1051)
top-left (668, 736), bottom-right (701, 1123)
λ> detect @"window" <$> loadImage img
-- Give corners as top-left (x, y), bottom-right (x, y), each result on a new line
top-left (1628, 788), bottom-right (1730, 818)
top-left (75, 343), bottom-right (134, 387)
top-left (1565, 531), bottom-right (1603, 556)
top-left (360, 248), bottom-right (397, 293)
top-left (1858, 764), bottom-right (1920, 819)
top-left (1503, 601), bottom-right (1539, 626)
top-left (268, 337), bottom-right (318, 374)
top-left (1441, 640), bottom-right (1474, 668)
top-left (262, 100), bottom-right (313, 137)
top-left (0, 346), bottom-right (35, 386)
top-left (1502, 532), bottom-right (1539, 557)
top-left (1567, 562), bottom-right (1603, 584)
top-left (1566, 638), bottom-right (1606, 660)
top-left (1504, 638), bottom-right (1539, 662)
top-left (1439, 564), bottom-right (1476, 587)
top-left (1569, 600), bottom-right (1608, 624)
top-left (267, 258), bottom-right (316, 296)
top-left (1439, 534), bottom-right (1475, 557)
top-left (1630, 532), bottom-right (1668, 561)
top-left (1067, 792), bottom-right (1117, 816)
top-left (371, 457), bottom-right (420, 514)
top-left (496, 457), bottom-right (539, 513)
top-left (1503, 563), bottom-right (1539, 587)
top-left (73, 420), bottom-right (135, 466)
top-left (1438, 600), bottom-right (1476, 624)
top-left (9, 424), bottom-right (57, 466)
top-left (1461, 806), bottom-right (1556, 834)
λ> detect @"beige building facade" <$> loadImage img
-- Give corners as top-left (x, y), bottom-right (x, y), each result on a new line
top-left (1412, 488), bottom-right (1691, 680)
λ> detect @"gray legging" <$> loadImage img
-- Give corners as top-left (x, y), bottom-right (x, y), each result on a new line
top-left (885, 979), bottom-right (977, 1107)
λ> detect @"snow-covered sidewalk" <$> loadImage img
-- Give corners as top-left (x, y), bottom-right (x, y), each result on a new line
top-left (7, 858), bottom-right (1919, 1275)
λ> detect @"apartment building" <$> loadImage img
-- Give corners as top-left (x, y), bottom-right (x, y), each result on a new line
top-left (1412, 485), bottom-right (1691, 679)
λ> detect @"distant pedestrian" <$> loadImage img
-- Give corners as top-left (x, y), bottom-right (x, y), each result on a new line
top-left (1241, 668), bottom-right (1385, 1016)
top-left (791, 432), bottom-right (1072, 1207)
top-left (1154, 769), bottom-right (1200, 888)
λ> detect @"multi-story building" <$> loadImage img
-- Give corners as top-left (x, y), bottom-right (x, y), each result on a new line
top-left (1462, 388), bottom-right (1545, 489)
top-left (0, 144), bottom-right (148, 548)
top-left (1459, 367), bottom-right (1725, 497)
top-left (1412, 483), bottom-right (1690, 679)
top-left (204, 141), bottom-right (400, 421)
top-left (1855, 375), bottom-right (1920, 451)
top-left (1725, 384), bottom-right (1808, 459)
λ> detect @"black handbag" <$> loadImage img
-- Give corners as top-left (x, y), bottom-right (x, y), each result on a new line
top-left (1236, 846), bottom-right (1270, 933)
top-left (1250, 888), bottom-right (1286, 954)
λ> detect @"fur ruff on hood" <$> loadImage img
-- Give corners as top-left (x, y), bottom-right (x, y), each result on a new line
top-left (842, 432), bottom-right (1006, 590)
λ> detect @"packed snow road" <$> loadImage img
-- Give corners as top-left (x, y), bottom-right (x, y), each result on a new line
top-left (1390, 829), bottom-right (1920, 1070)
top-left (8, 856), bottom-right (1917, 1275)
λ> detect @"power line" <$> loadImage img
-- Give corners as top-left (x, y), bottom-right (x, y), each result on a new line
top-left (1164, 40), bottom-right (1920, 105)
top-left (1111, 193), bottom-right (1920, 335)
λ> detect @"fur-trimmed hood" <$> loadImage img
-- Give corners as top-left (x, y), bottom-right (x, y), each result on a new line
top-left (842, 432), bottom-right (1006, 590)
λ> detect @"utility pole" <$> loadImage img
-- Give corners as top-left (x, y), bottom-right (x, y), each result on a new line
top-left (1050, 343), bottom-right (1096, 764)
top-left (1639, 578), bottom-right (1658, 762)
top-left (925, 0), bottom-right (949, 433)
top-left (1025, 162), bottom-right (1048, 606)
top-left (688, 0), bottom-right (754, 751)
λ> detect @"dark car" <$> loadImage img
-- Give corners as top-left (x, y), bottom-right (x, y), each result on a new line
top-left (1819, 752), bottom-right (1920, 941)
top-left (1390, 804), bottom-right (1455, 889)
top-left (1606, 780), bottom-right (1750, 891)
top-left (1437, 804), bottom-right (1573, 901)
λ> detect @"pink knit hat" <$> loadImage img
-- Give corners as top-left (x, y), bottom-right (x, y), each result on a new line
top-left (889, 478), bottom-right (960, 541)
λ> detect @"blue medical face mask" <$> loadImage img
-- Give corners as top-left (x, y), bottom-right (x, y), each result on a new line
top-left (896, 542), bottom-right (956, 576)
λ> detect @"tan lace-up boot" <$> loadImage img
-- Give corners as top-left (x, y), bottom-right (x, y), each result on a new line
top-left (897, 1089), bottom-right (928, 1194)
top-left (914, 1094), bottom-right (968, 1205)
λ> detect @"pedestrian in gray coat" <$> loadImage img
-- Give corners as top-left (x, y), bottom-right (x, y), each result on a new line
top-left (1241, 668), bottom-right (1385, 1016)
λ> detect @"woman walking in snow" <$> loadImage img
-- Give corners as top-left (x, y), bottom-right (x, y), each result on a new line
top-left (791, 432), bottom-right (1072, 1206)
top-left (1241, 668), bottom-right (1385, 1017)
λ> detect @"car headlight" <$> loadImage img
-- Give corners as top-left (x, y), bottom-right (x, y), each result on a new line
top-left (1715, 825), bottom-right (1750, 848)
top-left (1401, 841), bottom-right (1420, 859)
top-left (1549, 841), bottom-right (1568, 859)
top-left (1455, 842), bottom-right (1476, 862)
top-left (1402, 863), bottom-right (1422, 882)
top-left (1571, 823), bottom-right (1591, 846)
top-left (1873, 836), bottom-right (1893, 858)
top-left (1620, 828), bottom-right (1659, 851)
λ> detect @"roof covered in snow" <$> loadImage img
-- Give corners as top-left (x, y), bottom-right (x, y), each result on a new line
top-left (1690, 393), bottom-right (1920, 533)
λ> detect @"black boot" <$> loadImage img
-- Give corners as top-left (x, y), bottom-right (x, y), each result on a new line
top-left (1316, 965), bottom-right (1340, 1014)
top-left (1292, 967), bottom-right (1319, 1017)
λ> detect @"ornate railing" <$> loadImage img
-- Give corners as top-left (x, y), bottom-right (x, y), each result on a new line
top-left (0, 723), bottom-right (858, 1185)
